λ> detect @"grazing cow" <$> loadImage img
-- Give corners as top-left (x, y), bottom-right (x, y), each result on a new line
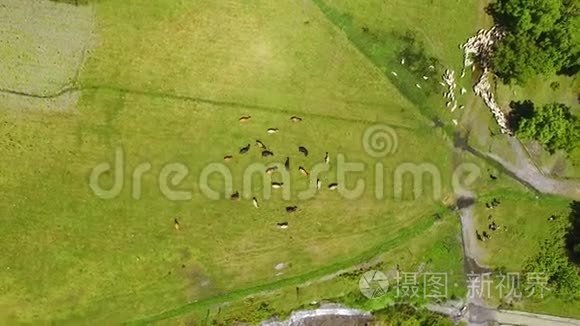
top-left (262, 150), bottom-right (274, 157)
top-left (239, 115), bottom-right (251, 122)
top-left (223, 155), bottom-right (233, 162)
top-left (324, 152), bottom-right (329, 164)
top-left (272, 182), bottom-right (284, 189)
top-left (286, 206), bottom-right (298, 213)
top-left (290, 116), bottom-right (303, 122)
top-left (253, 197), bottom-right (260, 208)
top-left (548, 215), bottom-right (557, 221)
top-left (266, 166), bottom-right (278, 175)
top-left (284, 157), bottom-right (290, 171)
top-left (482, 231), bottom-right (491, 240)
top-left (298, 146), bottom-right (309, 157)
top-left (230, 191), bottom-right (240, 200)
top-left (256, 140), bottom-right (267, 149)
top-left (174, 218), bottom-right (180, 230)
top-left (277, 222), bottom-right (289, 229)
top-left (317, 178), bottom-right (321, 190)
top-left (299, 166), bottom-right (309, 176)
top-left (391, 71), bottom-right (398, 77)
top-left (328, 183), bottom-right (338, 190)
top-left (267, 128), bottom-right (279, 134)
top-left (489, 174), bottom-right (497, 180)
top-left (476, 231), bottom-right (482, 241)
top-left (239, 144), bottom-right (250, 154)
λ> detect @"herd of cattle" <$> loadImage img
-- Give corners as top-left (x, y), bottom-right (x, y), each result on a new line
top-left (220, 115), bottom-right (337, 229)
top-left (476, 198), bottom-right (503, 241)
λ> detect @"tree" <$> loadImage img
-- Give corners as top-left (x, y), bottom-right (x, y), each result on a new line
top-left (567, 201), bottom-right (580, 263)
top-left (523, 222), bottom-right (580, 298)
top-left (516, 103), bottom-right (580, 153)
top-left (488, 0), bottom-right (579, 84)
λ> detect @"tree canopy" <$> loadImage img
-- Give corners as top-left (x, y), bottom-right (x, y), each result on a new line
top-left (567, 201), bottom-right (580, 263)
top-left (488, 0), bottom-right (579, 84)
top-left (524, 220), bottom-right (580, 299)
top-left (515, 103), bottom-right (580, 153)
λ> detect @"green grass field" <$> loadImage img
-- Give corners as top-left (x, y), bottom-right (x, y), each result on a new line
top-left (0, 0), bottom-right (486, 323)
top-left (471, 186), bottom-right (580, 318)
top-left (2, 0), bottom-right (578, 323)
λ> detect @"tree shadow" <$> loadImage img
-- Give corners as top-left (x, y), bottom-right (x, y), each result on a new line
top-left (507, 100), bottom-right (535, 130)
top-left (558, 61), bottom-right (580, 77)
top-left (566, 201), bottom-right (580, 264)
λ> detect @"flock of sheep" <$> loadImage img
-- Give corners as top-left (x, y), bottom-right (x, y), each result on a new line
top-left (462, 27), bottom-right (512, 135)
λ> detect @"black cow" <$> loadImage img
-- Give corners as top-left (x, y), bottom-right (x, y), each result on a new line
top-left (286, 206), bottom-right (298, 213)
top-left (239, 144), bottom-right (250, 154)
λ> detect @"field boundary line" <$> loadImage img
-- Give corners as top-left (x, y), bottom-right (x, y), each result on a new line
top-left (0, 85), bottom-right (416, 130)
top-left (127, 216), bottom-right (436, 324)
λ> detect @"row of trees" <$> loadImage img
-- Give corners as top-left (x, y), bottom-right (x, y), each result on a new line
top-left (488, 0), bottom-right (579, 84)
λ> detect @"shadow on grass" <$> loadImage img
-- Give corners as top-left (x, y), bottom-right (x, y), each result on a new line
top-left (310, 0), bottom-right (446, 125)
top-left (507, 100), bottom-right (535, 130)
top-left (566, 201), bottom-right (580, 264)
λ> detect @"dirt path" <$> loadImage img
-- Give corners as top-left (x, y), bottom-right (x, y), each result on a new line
top-left (486, 137), bottom-right (580, 199)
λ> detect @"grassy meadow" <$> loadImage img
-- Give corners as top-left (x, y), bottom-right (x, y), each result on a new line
top-left (0, 0), bottom-right (488, 323)
top-left (4, 0), bottom-right (577, 323)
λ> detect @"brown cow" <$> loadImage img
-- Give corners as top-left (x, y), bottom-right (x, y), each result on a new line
top-left (256, 140), bottom-right (266, 149)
